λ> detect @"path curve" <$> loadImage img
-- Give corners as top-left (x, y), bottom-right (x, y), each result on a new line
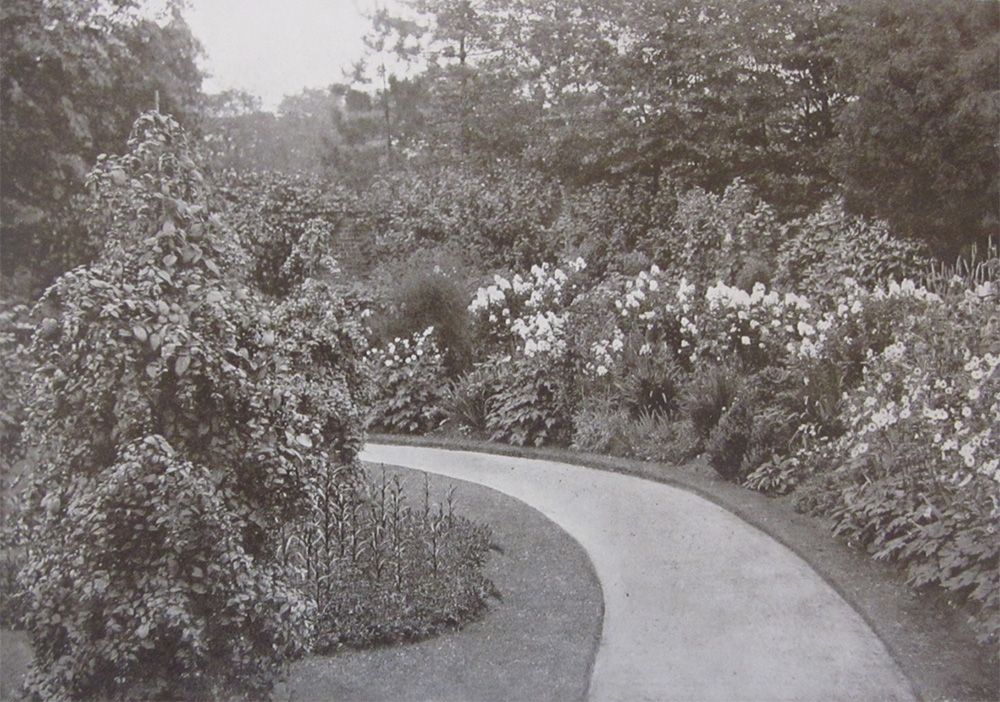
top-left (362, 443), bottom-right (916, 702)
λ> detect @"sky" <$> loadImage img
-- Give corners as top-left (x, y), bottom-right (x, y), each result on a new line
top-left (185, 0), bottom-right (381, 111)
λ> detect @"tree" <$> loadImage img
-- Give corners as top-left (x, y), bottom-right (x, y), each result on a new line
top-left (0, 0), bottom-right (203, 288)
top-left (833, 0), bottom-right (1000, 257)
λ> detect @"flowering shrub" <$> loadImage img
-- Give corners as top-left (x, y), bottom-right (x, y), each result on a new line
top-left (775, 198), bottom-right (932, 301)
top-left (366, 328), bottom-right (449, 433)
top-left (794, 280), bottom-right (999, 642)
top-left (16, 113), bottom-right (368, 699)
top-left (469, 258), bottom-right (587, 357)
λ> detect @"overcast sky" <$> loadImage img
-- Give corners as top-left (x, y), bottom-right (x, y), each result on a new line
top-left (185, 0), bottom-right (380, 111)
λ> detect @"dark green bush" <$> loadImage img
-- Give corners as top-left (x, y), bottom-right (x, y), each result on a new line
top-left (16, 113), bottom-right (368, 700)
top-left (441, 365), bottom-right (501, 436)
top-left (680, 363), bottom-right (744, 444)
top-left (706, 368), bottom-right (798, 481)
top-left (373, 262), bottom-right (473, 376)
top-left (571, 399), bottom-right (634, 456)
top-left (360, 162), bottom-right (561, 270)
top-left (705, 403), bottom-right (754, 481)
top-left (218, 170), bottom-right (354, 295)
top-left (619, 347), bottom-right (684, 418)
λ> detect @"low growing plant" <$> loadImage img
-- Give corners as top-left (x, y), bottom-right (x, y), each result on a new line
top-left (283, 468), bottom-right (498, 651)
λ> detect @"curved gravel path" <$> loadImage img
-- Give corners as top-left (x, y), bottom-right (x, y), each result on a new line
top-left (362, 443), bottom-right (917, 702)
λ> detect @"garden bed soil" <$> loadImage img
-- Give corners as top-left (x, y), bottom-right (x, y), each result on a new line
top-left (370, 432), bottom-right (1000, 702)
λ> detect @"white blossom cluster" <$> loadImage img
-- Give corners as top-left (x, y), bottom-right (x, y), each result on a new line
top-left (468, 258), bottom-right (586, 358)
top-left (366, 326), bottom-right (442, 371)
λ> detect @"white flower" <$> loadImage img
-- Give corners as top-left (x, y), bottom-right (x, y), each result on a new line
top-left (741, 335), bottom-right (751, 346)
top-left (959, 443), bottom-right (976, 468)
top-left (596, 364), bottom-right (608, 377)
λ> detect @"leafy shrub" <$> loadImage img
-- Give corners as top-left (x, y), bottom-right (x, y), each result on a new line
top-left (571, 399), bottom-right (634, 456)
top-left (650, 179), bottom-right (781, 288)
top-left (22, 437), bottom-right (315, 701)
top-left (487, 356), bottom-right (573, 447)
top-left (705, 402), bottom-right (754, 481)
top-left (16, 113), bottom-right (368, 700)
top-left (793, 281), bottom-right (999, 642)
top-left (775, 198), bottom-right (932, 301)
top-left (706, 368), bottom-right (799, 481)
top-left (743, 455), bottom-right (809, 495)
top-left (366, 328), bottom-right (449, 434)
top-left (218, 170), bottom-right (354, 295)
top-left (0, 548), bottom-right (26, 629)
top-left (360, 162), bottom-right (561, 270)
top-left (284, 468), bottom-right (498, 650)
top-left (372, 262), bottom-right (473, 376)
top-left (619, 347), bottom-right (684, 418)
top-left (681, 364), bottom-right (744, 444)
top-left (552, 175), bottom-right (674, 276)
top-left (628, 416), bottom-right (701, 465)
top-left (441, 365), bottom-right (501, 436)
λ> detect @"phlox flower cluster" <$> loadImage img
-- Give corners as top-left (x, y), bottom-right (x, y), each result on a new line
top-left (511, 310), bottom-right (568, 357)
top-left (700, 281), bottom-right (816, 364)
top-left (587, 328), bottom-right (625, 377)
top-left (586, 267), bottom-right (698, 375)
top-left (469, 258), bottom-right (585, 357)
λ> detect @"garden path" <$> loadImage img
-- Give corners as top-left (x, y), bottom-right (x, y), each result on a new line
top-left (362, 443), bottom-right (917, 702)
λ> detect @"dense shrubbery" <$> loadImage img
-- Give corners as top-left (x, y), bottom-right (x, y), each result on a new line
top-left (14, 113), bottom-right (364, 700)
top-left (216, 170), bottom-right (354, 294)
top-left (359, 163), bottom-right (562, 270)
top-left (365, 328), bottom-right (449, 434)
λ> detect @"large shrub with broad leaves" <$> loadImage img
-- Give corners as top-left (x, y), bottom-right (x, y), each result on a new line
top-left (17, 113), bottom-right (368, 700)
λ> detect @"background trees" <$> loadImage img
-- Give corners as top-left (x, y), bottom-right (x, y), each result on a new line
top-left (0, 0), bottom-right (203, 291)
top-left (833, 0), bottom-right (1000, 257)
